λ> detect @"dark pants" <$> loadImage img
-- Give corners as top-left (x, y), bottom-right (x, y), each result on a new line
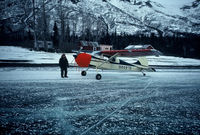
top-left (61, 68), bottom-right (67, 77)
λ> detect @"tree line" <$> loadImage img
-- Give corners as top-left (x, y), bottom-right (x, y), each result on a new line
top-left (1, 21), bottom-right (200, 59)
top-left (52, 23), bottom-right (200, 59)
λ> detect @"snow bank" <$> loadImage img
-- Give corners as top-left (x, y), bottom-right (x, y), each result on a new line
top-left (0, 46), bottom-right (75, 64)
top-left (120, 55), bottom-right (200, 66)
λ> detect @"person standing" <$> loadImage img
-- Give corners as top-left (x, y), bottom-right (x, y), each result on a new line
top-left (59, 54), bottom-right (69, 78)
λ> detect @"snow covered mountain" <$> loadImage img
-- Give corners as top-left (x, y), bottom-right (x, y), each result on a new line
top-left (72, 0), bottom-right (200, 35)
top-left (1, 0), bottom-right (200, 36)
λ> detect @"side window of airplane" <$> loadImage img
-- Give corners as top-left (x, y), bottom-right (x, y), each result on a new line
top-left (110, 57), bottom-right (119, 63)
top-left (111, 58), bottom-right (115, 62)
top-left (115, 58), bottom-right (120, 63)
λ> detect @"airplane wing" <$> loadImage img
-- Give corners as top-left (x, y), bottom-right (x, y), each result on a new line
top-left (95, 53), bottom-right (119, 69)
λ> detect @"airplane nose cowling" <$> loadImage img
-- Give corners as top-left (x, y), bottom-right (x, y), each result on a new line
top-left (75, 53), bottom-right (92, 67)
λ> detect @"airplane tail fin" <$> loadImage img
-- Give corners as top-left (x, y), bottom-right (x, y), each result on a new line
top-left (134, 57), bottom-right (156, 72)
top-left (138, 57), bottom-right (148, 67)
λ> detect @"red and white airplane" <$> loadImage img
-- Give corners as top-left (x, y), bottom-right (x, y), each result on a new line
top-left (74, 45), bottom-right (161, 80)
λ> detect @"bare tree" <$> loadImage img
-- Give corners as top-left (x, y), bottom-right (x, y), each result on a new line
top-left (56, 0), bottom-right (72, 51)
top-left (24, 0), bottom-right (53, 51)
top-left (42, 0), bottom-right (48, 51)
top-left (98, 15), bottom-right (109, 34)
top-left (56, 0), bottom-right (77, 51)
top-left (32, 0), bottom-right (38, 50)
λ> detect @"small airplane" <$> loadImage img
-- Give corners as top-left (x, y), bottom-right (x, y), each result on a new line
top-left (73, 45), bottom-right (160, 80)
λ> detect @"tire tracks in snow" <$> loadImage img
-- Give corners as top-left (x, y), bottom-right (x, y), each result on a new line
top-left (81, 80), bottom-right (153, 135)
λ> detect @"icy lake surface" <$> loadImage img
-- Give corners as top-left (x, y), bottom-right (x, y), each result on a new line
top-left (0, 67), bottom-right (200, 134)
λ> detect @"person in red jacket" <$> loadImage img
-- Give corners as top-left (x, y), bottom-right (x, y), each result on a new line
top-left (59, 54), bottom-right (69, 78)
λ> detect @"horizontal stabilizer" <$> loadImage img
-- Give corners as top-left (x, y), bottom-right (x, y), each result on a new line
top-left (138, 57), bottom-right (148, 66)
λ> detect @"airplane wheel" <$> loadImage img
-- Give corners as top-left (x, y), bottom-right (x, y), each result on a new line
top-left (81, 71), bottom-right (87, 76)
top-left (96, 74), bottom-right (102, 80)
top-left (152, 68), bottom-right (156, 72)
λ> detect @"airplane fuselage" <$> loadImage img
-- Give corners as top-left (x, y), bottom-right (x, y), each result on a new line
top-left (90, 55), bottom-right (149, 72)
top-left (74, 52), bottom-right (156, 79)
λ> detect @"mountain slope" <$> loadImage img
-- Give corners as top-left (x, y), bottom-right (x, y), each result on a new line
top-left (0, 0), bottom-right (199, 36)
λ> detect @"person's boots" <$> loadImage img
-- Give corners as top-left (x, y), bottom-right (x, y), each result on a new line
top-left (65, 71), bottom-right (68, 78)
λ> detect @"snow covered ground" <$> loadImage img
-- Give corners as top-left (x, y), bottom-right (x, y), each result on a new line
top-left (0, 46), bottom-right (200, 66)
top-left (0, 46), bottom-right (74, 64)
top-left (0, 67), bottom-right (200, 134)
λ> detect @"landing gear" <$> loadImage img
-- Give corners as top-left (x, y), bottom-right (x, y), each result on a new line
top-left (96, 74), bottom-right (102, 80)
top-left (151, 68), bottom-right (156, 72)
top-left (81, 70), bottom-right (102, 80)
top-left (81, 71), bottom-right (87, 76)
top-left (141, 70), bottom-right (146, 76)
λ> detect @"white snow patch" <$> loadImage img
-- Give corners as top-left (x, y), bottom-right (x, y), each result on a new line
top-left (152, 0), bottom-right (194, 15)
top-left (0, 46), bottom-right (75, 64)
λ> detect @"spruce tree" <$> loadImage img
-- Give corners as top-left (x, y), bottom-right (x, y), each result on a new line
top-left (66, 23), bottom-right (70, 42)
top-left (53, 22), bottom-right (59, 49)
